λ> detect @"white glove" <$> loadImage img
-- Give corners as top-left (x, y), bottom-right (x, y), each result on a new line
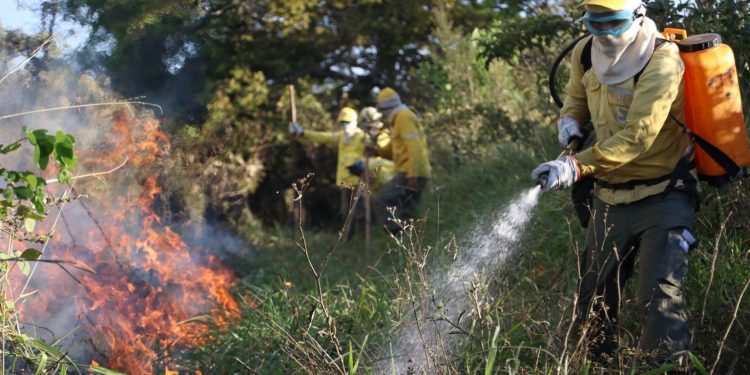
top-left (557, 116), bottom-right (583, 148)
top-left (289, 122), bottom-right (304, 136)
top-left (531, 156), bottom-right (580, 191)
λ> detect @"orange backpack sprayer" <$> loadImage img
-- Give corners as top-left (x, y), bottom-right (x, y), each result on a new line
top-left (548, 29), bottom-right (750, 188)
top-left (546, 29), bottom-right (750, 226)
top-left (663, 28), bottom-right (750, 186)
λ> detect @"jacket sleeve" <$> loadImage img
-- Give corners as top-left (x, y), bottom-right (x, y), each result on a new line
top-left (560, 38), bottom-right (592, 125)
top-left (302, 130), bottom-right (338, 145)
top-left (376, 133), bottom-right (393, 159)
top-left (375, 131), bottom-right (391, 148)
top-left (576, 44), bottom-right (684, 176)
top-left (396, 113), bottom-right (431, 178)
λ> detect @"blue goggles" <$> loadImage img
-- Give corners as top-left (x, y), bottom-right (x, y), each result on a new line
top-left (583, 10), bottom-right (636, 37)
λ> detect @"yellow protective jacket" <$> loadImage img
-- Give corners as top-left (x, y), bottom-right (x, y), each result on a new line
top-left (368, 157), bottom-right (396, 193)
top-left (562, 36), bottom-right (691, 205)
top-left (303, 128), bottom-right (367, 186)
top-left (377, 108), bottom-right (432, 178)
top-left (365, 130), bottom-right (396, 192)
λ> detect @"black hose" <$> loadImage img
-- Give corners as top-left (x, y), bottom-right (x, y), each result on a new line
top-left (548, 32), bottom-right (591, 108)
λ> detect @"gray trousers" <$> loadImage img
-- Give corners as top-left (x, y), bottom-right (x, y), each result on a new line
top-left (577, 189), bottom-right (697, 362)
top-left (375, 173), bottom-right (428, 234)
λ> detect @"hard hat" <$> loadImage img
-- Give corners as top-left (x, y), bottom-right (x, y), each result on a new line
top-left (337, 107), bottom-right (358, 123)
top-left (376, 87), bottom-right (402, 110)
top-left (358, 107), bottom-right (383, 129)
top-left (581, 0), bottom-right (641, 11)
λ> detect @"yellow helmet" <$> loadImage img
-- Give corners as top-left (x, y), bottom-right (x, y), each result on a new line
top-left (337, 107), bottom-right (358, 123)
top-left (376, 87), bottom-right (402, 110)
top-left (581, 0), bottom-right (640, 11)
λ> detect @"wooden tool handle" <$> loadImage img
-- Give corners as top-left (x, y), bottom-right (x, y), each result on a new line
top-left (289, 85), bottom-right (297, 123)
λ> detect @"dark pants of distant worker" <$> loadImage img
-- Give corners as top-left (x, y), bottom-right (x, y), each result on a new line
top-left (375, 173), bottom-right (428, 234)
top-left (576, 188), bottom-right (697, 364)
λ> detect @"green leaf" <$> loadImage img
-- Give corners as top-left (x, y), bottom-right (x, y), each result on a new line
top-left (26, 212), bottom-right (46, 221)
top-left (18, 260), bottom-right (30, 275)
top-left (687, 352), bottom-right (707, 375)
top-left (24, 217), bottom-right (36, 232)
top-left (2, 188), bottom-right (15, 200)
top-left (32, 129), bottom-right (49, 139)
top-left (58, 169), bottom-right (72, 185)
top-left (25, 126), bottom-right (36, 145)
top-left (33, 199), bottom-right (46, 214)
top-left (25, 174), bottom-right (38, 188)
top-left (14, 186), bottom-right (32, 200)
top-left (36, 137), bottom-right (55, 170)
top-left (485, 325), bottom-right (500, 375)
top-left (1, 142), bottom-right (21, 154)
top-left (20, 249), bottom-right (42, 261)
top-left (33, 145), bottom-right (41, 169)
top-left (30, 338), bottom-right (65, 360)
top-left (34, 353), bottom-right (48, 375)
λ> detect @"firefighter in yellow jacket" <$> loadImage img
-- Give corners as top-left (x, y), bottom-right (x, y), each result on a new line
top-left (289, 107), bottom-right (367, 187)
top-left (531, 0), bottom-right (698, 367)
top-left (346, 107), bottom-right (397, 193)
top-left (367, 88), bottom-right (431, 234)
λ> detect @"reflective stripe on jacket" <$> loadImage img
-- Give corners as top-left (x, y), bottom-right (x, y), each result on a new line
top-left (562, 36), bottom-right (691, 204)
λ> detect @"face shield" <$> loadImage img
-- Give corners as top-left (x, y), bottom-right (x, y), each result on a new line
top-left (583, 9), bottom-right (637, 37)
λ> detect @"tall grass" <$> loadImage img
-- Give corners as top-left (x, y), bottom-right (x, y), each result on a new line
top-left (183, 138), bottom-right (750, 374)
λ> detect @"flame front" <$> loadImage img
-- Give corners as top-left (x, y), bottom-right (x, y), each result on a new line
top-left (15, 111), bottom-right (240, 374)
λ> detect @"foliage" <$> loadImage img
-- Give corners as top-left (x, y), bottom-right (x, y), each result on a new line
top-left (416, 8), bottom-right (555, 164)
top-left (61, 0), bottom-right (499, 115)
top-left (12, 0), bottom-right (748, 373)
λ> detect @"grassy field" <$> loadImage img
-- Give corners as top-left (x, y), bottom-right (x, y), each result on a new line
top-left (185, 141), bottom-right (750, 374)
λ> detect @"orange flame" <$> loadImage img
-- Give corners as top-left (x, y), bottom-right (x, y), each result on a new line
top-left (14, 111), bottom-right (240, 374)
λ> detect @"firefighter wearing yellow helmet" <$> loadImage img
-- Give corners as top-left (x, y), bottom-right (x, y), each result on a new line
top-left (289, 107), bottom-right (367, 187)
top-left (367, 88), bottom-right (431, 234)
top-left (531, 0), bottom-right (697, 367)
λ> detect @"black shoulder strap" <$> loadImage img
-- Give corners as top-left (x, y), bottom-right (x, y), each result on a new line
top-left (669, 114), bottom-right (744, 185)
top-left (633, 38), bottom-right (668, 85)
top-left (581, 37), bottom-right (593, 72)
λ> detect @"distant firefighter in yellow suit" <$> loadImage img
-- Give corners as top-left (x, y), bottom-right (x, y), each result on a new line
top-left (289, 107), bottom-right (367, 187)
top-left (366, 88), bottom-right (432, 234)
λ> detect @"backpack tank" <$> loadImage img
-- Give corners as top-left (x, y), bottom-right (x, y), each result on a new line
top-left (665, 28), bottom-right (750, 181)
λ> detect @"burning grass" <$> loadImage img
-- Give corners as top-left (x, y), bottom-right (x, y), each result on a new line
top-left (4, 110), bottom-right (243, 374)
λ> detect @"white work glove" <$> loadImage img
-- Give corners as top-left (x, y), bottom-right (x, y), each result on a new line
top-left (289, 122), bottom-right (304, 136)
top-left (557, 116), bottom-right (583, 148)
top-left (531, 156), bottom-right (580, 191)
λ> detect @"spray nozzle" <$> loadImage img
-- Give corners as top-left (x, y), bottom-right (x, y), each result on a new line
top-left (535, 172), bottom-right (549, 190)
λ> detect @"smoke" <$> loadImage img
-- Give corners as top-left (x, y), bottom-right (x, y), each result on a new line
top-left (0, 32), bottom-right (249, 372)
top-left (384, 187), bottom-right (541, 373)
